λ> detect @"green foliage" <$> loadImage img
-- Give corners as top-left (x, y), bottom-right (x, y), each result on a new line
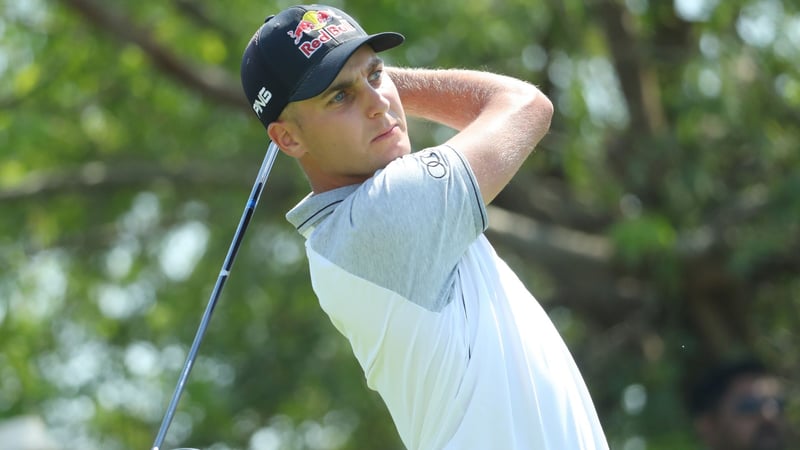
top-left (1, 0), bottom-right (798, 448)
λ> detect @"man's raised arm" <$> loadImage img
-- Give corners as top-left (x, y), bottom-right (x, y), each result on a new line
top-left (388, 68), bottom-right (553, 204)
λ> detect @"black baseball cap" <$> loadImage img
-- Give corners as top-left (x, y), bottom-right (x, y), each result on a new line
top-left (241, 4), bottom-right (405, 130)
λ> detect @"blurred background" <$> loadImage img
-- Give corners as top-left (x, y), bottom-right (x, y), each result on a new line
top-left (1, 0), bottom-right (798, 448)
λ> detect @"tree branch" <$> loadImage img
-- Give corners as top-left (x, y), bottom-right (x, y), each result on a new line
top-left (57, 0), bottom-right (247, 111)
top-left (591, 0), bottom-right (665, 136)
top-left (0, 159), bottom-right (297, 202)
top-left (485, 205), bottom-right (648, 324)
top-left (495, 175), bottom-right (613, 231)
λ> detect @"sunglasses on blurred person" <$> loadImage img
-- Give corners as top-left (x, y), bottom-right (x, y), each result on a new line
top-left (732, 395), bottom-right (786, 417)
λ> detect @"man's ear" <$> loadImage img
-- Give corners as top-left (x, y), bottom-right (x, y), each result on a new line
top-left (267, 121), bottom-right (304, 158)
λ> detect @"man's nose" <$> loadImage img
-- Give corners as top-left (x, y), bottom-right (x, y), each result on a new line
top-left (760, 398), bottom-right (783, 420)
top-left (365, 86), bottom-right (390, 117)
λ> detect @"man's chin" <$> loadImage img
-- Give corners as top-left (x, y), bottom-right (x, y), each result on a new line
top-left (381, 141), bottom-right (411, 163)
top-left (753, 429), bottom-right (785, 450)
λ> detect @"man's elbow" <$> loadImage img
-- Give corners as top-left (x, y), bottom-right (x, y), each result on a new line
top-left (522, 89), bottom-right (554, 144)
top-left (536, 91), bottom-right (554, 122)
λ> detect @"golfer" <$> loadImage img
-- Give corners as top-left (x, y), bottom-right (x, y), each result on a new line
top-left (241, 4), bottom-right (609, 449)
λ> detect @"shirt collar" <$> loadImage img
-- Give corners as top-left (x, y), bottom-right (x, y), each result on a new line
top-left (285, 184), bottom-right (359, 238)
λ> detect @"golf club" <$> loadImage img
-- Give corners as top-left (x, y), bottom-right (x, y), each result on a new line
top-left (151, 142), bottom-right (280, 450)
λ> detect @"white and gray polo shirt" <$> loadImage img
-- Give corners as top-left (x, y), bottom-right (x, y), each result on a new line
top-left (286, 145), bottom-right (608, 450)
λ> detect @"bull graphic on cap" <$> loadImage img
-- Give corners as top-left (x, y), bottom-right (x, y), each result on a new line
top-left (287, 10), bottom-right (335, 45)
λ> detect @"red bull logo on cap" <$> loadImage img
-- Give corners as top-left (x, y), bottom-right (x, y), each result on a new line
top-left (287, 10), bottom-right (333, 44)
top-left (286, 10), bottom-right (357, 58)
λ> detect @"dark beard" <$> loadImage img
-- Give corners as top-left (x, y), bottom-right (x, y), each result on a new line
top-left (750, 423), bottom-right (785, 450)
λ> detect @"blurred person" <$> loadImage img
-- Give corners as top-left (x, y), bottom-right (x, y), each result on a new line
top-left (688, 358), bottom-right (790, 450)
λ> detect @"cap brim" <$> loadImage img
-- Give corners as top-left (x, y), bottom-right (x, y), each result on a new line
top-left (289, 31), bottom-right (404, 102)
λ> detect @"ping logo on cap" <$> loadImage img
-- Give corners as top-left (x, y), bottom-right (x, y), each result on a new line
top-left (286, 10), bottom-right (357, 58)
top-left (252, 87), bottom-right (272, 117)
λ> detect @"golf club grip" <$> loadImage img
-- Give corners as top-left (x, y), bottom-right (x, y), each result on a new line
top-left (151, 142), bottom-right (280, 450)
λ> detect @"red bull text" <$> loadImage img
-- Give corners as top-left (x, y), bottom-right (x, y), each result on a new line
top-left (286, 10), bottom-right (357, 58)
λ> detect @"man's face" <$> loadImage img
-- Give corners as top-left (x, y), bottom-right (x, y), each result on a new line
top-left (278, 45), bottom-right (411, 191)
top-left (698, 375), bottom-right (787, 450)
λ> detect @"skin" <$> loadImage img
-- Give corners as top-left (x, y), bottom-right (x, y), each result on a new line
top-left (268, 44), bottom-right (553, 205)
top-left (267, 46), bottom-right (411, 194)
top-left (695, 375), bottom-right (788, 450)
top-left (387, 64), bottom-right (553, 204)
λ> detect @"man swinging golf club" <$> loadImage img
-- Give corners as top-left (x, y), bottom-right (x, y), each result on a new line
top-left (241, 4), bottom-right (609, 449)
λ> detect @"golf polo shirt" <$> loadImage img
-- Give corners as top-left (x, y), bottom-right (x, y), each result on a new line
top-left (286, 145), bottom-right (608, 450)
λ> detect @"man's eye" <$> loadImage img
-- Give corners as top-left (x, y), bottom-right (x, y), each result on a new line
top-left (331, 91), bottom-right (346, 103)
top-left (369, 70), bottom-right (383, 83)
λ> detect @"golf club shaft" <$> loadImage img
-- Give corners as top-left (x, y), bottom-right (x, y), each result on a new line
top-left (151, 142), bottom-right (280, 450)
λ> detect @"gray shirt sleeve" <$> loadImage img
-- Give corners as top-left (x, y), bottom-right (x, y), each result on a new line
top-left (307, 145), bottom-right (487, 311)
